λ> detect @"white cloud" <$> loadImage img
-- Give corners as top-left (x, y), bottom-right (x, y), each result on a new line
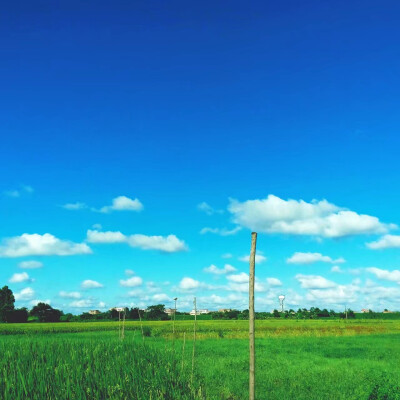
top-left (128, 234), bottom-right (187, 253)
top-left (363, 285), bottom-right (400, 300)
top-left (100, 196), bottom-right (143, 213)
top-left (59, 291), bottom-right (81, 299)
top-left (178, 277), bottom-right (201, 291)
top-left (4, 190), bottom-right (20, 197)
top-left (287, 252), bottom-right (345, 265)
top-left (226, 281), bottom-right (265, 293)
top-left (81, 280), bottom-right (104, 289)
top-left (63, 202), bottom-right (88, 210)
top-left (366, 235), bottom-right (400, 250)
top-left (14, 287), bottom-right (35, 301)
top-left (266, 277), bottom-right (282, 287)
top-left (9, 272), bottom-right (32, 283)
top-left (98, 301), bottom-right (106, 308)
top-left (18, 260), bottom-right (43, 269)
top-left (177, 277), bottom-right (214, 292)
top-left (366, 267), bottom-right (400, 283)
top-left (222, 253), bottom-right (233, 259)
top-left (306, 284), bottom-right (359, 304)
top-left (203, 264), bottom-right (237, 275)
top-left (227, 272), bottom-right (249, 284)
top-left (70, 299), bottom-right (94, 308)
top-left (295, 274), bottom-right (336, 289)
top-left (4, 185), bottom-right (33, 198)
top-left (200, 226), bottom-right (242, 236)
top-left (86, 230), bottom-right (126, 243)
top-left (331, 266), bottom-right (343, 273)
top-left (229, 194), bottom-right (394, 238)
top-left (125, 269), bottom-right (134, 276)
top-left (197, 202), bottom-right (223, 215)
top-left (120, 276), bottom-right (143, 287)
top-left (0, 233), bottom-right (92, 257)
top-left (85, 230), bottom-right (187, 253)
top-left (239, 252), bottom-right (267, 263)
top-left (152, 293), bottom-right (171, 302)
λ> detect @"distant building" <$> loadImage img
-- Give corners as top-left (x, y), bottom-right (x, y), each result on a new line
top-left (165, 308), bottom-right (176, 316)
top-left (190, 309), bottom-right (210, 315)
top-left (361, 309), bottom-right (371, 313)
top-left (88, 310), bottom-right (101, 315)
top-left (218, 308), bottom-right (232, 313)
top-left (109, 307), bottom-right (125, 312)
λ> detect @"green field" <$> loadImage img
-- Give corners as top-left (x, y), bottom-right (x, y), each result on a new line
top-left (1, 320), bottom-right (400, 399)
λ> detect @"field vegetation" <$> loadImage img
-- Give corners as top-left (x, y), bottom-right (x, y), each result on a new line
top-left (1, 320), bottom-right (400, 399)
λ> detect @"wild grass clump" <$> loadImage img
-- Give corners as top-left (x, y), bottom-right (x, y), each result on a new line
top-left (0, 333), bottom-right (205, 400)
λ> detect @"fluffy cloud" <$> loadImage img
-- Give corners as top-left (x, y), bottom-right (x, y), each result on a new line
top-left (203, 264), bottom-right (236, 275)
top-left (0, 233), bottom-right (92, 257)
top-left (120, 276), bottom-right (143, 287)
top-left (178, 277), bottom-right (201, 291)
top-left (128, 234), bottom-right (187, 252)
top-left (222, 253), bottom-right (233, 259)
top-left (18, 260), bottom-right (43, 269)
top-left (59, 291), bottom-right (81, 299)
top-left (227, 272), bottom-right (249, 284)
top-left (366, 267), bottom-right (400, 283)
top-left (331, 266), bottom-right (343, 273)
top-left (229, 195), bottom-right (394, 238)
top-left (200, 227), bottom-right (242, 236)
top-left (295, 274), bottom-right (336, 289)
top-left (238, 253), bottom-right (267, 263)
top-left (9, 272), bottom-right (32, 283)
top-left (266, 277), bottom-right (282, 287)
top-left (306, 284), bottom-right (359, 304)
top-left (14, 287), bottom-right (35, 301)
top-left (100, 196), bottom-right (143, 213)
top-left (197, 202), bottom-right (223, 215)
top-left (70, 299), bottom-right (94, 308)
top-left (62, 202), bottom-right (88, 210)
top-left (86, 230), bottom-right (187, 253)
top-left (287, 252), bottom-right (345, 265)
top-left (152, 293), bottom-right (171, 302)
top-left (81, 280), bottom-right (104, 289)
top-left (4, 185), bottom-right (33, 198)
top-left (366, 235), bottom-right (400, 250)
top-left (86, 230), bottom-right (126, 243)
top-left (177, 277), bottom-right (213, 292)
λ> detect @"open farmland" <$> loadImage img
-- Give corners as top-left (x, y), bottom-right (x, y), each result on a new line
top-left (1, 320), bottom-right (400, 399)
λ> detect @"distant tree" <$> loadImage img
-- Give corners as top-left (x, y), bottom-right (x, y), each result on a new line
top-left (5, 308), bottom-right (28, 323)
top-left (60, 313), bottom-right (75, 322)
top-left (0, 286), bottom-right (15, 322)
top-left (30, 303), bottom-right (62, 322)
top-left (127, 308), bottom-right (140, 320)
top-left (273, 309), bottom-right (280, 318)
top-left (145, 304), bottom-right (169, 320)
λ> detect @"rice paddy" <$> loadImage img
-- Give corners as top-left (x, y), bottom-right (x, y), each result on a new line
top-left (1, 320), bottom-right (400, 399)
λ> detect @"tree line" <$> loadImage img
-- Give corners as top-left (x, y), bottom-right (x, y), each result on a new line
top-left (2, 286), bottom-right (400, 323)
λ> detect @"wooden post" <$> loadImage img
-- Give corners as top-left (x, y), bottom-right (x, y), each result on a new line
top-left (249, 232), bottom-right (257, 400)
top-left (191, 297), bottom-right (197, 387)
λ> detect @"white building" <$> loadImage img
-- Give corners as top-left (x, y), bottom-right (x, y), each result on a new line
top-left (190, 309), bottom-right (210, 315)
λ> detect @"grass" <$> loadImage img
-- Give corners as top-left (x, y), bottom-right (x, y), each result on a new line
top-left (1, 320), bottom-right (400, 399)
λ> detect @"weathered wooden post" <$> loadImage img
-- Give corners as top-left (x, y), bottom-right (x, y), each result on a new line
top-left (191, 297), bottom-right (197, 387)
top-left (249, 232), bottom-right (257, 400)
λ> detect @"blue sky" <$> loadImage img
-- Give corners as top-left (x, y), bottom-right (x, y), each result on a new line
top-left (1, 1), bottom-right (400, 312)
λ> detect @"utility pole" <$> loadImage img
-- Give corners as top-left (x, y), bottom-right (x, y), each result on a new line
top-left (173, 297), bottom-right (178, 335)
top-left (249, 232), bottom-right (257, 400)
